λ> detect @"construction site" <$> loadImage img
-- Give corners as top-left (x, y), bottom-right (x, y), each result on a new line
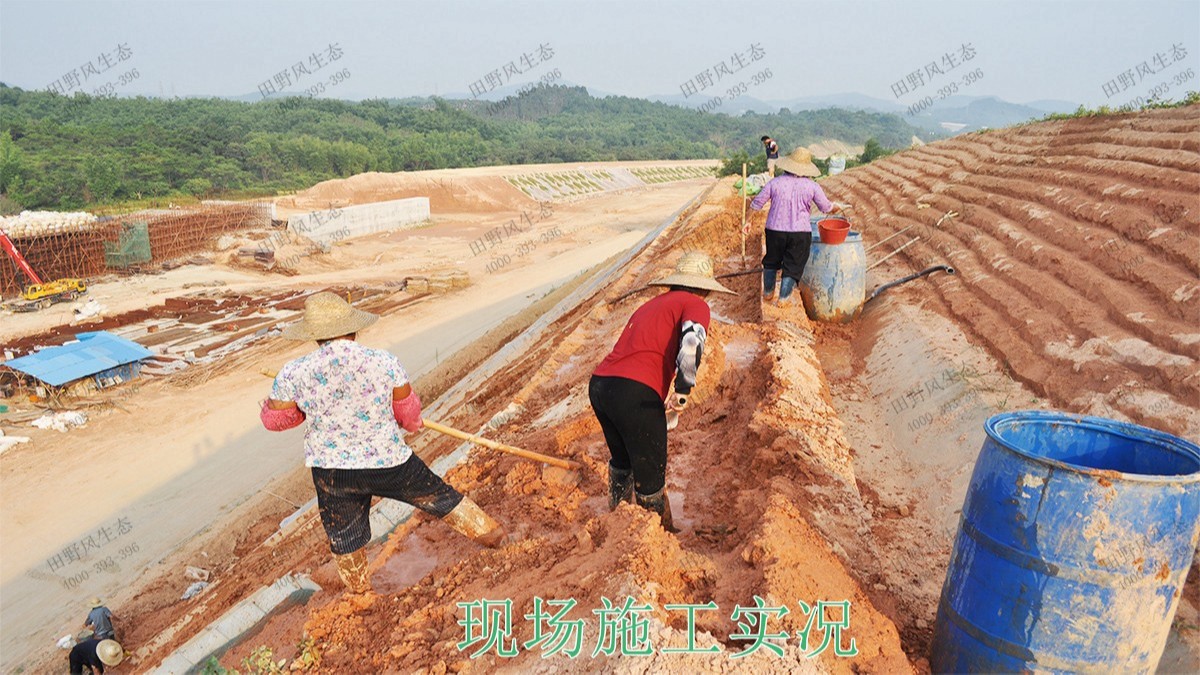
top-left (1, 101), bottom-right (1198, 675)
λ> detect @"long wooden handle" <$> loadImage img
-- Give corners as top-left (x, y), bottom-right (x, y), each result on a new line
top-left (422, 419), bottom-right (582, 470)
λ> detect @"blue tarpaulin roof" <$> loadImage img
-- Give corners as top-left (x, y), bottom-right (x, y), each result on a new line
top-left (4, 332), bottom-right (153, 386)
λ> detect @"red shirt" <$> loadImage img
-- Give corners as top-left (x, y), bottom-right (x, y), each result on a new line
top-left (594, 290), bottom-right (711, 399)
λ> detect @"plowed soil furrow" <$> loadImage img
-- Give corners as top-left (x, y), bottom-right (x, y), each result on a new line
top-left (865, 155), bottom-right (1199, 342)
top-left (1022, 125), bottom-right (1200, 152)
top-left (900, 144), bottom-right (1200, 276)
top-left (1002, 113), bottom-right (1200, 151)
top-left (905, 143), bottom-right (1200, 230)
top-left (936, 135), bottom-right (1200, 197)
top-left (834, 173), bottom-right (1064, 390)
top-left (824, 104), bottom-right (1200, 437)
top-left (888, 158), bottom-right (1199, 329)
top-left (970, 130), bottom-right (1200, 171)
top-left (840, 168), bottom-right (1193, 430)
top-left (960, 133), bottom-right (1200, 184)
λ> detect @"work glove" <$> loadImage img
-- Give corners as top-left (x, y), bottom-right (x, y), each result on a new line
top-left (666, 409), bottom-right (680, 431)
top-left (665, 394), bottom-right (688, 431)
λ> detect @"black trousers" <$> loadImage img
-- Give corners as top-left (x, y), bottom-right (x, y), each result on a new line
top-left (588, 375), bottom-right (668, 495)
top-left (763, 229), bottom-right (812, 281)
top-left (311, 458), bottom-right (464, 555)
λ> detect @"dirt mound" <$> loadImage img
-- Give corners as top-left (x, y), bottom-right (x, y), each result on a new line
top-left (824, 104), bottom-right (1200, 439)
top-left (283, 198), bottom-right (912, 673)
top-left (276, 171), bottom-right (534, 216)
top-left (131, 182), bottom-right (915, 673)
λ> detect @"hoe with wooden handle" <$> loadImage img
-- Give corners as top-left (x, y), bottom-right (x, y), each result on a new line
top-left (259, 369), bottom-right (581, 470)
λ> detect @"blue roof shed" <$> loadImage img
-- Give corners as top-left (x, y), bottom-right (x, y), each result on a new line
top-left (3, 332), bottom-right (153, 387)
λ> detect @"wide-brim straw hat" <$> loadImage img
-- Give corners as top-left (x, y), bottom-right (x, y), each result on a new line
top-left (281, 291), bottom-right (378, 341)
top-left (776, 147), bottom-right (821, 177)
top-left (96, 639), bottom-right (124, 666)
top-left (88, 597), bottom-right (103, 608)
top-left (648, 251), bottom-right (736, 294)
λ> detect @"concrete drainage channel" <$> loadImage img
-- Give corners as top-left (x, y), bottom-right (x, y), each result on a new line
top-left (146, 185), bottom-right (714, 673)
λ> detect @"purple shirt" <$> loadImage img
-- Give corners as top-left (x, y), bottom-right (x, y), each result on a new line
top-left (749, 175), bottom-right (833, 232)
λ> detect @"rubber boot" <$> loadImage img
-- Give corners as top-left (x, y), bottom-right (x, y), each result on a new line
top-left (778, 276), bottom-right (797, 304)
top-left (762, 268), bottom-right (778, 299)
top-left (333, 548), bottom-right (370, 594)
top-left (443, 497), bottom-right (507, 548)
top-left (608, 465), bottom-right (634, 510)
top-left (635, 488), bottom-right (679, 533)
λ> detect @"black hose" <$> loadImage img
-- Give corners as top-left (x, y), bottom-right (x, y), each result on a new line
top-left (867, 265), bottom-right (955, 303)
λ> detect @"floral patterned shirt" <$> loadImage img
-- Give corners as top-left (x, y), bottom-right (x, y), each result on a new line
top-left (271, 340), bottom-right (413, 469)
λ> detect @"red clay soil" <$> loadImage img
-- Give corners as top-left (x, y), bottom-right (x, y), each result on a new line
top-left (111, 108), bottom-right (1198, 674)
top-left (823, 104), bottom-right (1199, 439)
top-left (117, 191), bottom-right (914, 674)
top-left (288, 194), bottom-right (911, 674)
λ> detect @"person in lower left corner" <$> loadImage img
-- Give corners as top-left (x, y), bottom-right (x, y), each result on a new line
top-left (260, 292), bottom-right (506, 594)
top-left (83, 597), bottom-right (116, 641)
top-left (68, 637), bottom-right (123, 674)
top-left (589, 252), bottom-right (735, 532)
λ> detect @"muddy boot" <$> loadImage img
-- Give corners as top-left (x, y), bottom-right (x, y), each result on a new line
top-left (608, 465), bottom-right (634, 510)
top-left (778, 276), bottom-right (797, 304)
top-left (333, 548), bottom-right (371, 594)
top-left (762, 268), bottom-right (778, 299)
top-left (443, 497), bottom-right (507, 548)
top-left (636, 488), bottom-right (680, 533)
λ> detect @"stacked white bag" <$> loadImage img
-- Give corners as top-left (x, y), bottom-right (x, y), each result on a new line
top-left (0, 210), bottom-right (100, 237)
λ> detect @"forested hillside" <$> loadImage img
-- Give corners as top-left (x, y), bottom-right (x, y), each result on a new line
top-left (0, 84), bottom-right (923, 210)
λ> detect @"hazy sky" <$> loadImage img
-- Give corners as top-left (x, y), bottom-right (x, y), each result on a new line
top-left (1, 0), bottom-right (1198, 108)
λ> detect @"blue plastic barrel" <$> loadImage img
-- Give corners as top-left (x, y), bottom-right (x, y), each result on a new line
top-left (799, 223), bottom-right (865, 322)
top-left (932, 411), bottom-right (1200, 674)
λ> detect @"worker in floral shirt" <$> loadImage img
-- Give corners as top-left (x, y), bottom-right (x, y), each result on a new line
top-left (260, 292), bottom-right (506, 593)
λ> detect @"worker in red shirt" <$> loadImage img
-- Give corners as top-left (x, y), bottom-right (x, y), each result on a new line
top-left (589, 252), bottom-right (735, 531)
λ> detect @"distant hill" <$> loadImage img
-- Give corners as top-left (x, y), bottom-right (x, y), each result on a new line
top-left (0, 83), bottom-right (927, 210)
top-left (651, 90), bottom-right (1083, 135)
top-left (907, 96), bottom-right (1062, 132)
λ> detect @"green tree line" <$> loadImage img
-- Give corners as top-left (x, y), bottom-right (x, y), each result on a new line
top-left (0, 83), bottom-right (923, 211)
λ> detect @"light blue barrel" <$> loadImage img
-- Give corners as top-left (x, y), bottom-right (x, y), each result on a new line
top-left (799, 222), bottom-right (865, 322)
top-left (932, 411), bottom-right (1200, 674)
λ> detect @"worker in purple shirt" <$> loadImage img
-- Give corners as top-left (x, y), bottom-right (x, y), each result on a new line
top-left (748, 147), bottom-right (842, 302)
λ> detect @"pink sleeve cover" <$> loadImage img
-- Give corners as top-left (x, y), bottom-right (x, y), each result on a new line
top-left (392, 393), bottom-right (423, 433)
top-left (260, 400), bottom-right (306, 431)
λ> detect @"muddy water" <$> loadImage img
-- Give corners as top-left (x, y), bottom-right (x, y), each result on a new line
top-left (373, 535), bottom-right (443, 593)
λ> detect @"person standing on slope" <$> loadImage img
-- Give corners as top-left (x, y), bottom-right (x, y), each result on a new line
top-left (589, 252), bottom-right (735, 532)
top-left (762, 135), bottom-right (780, 176)
top-left (260, 292), bottom-right (506, 594)
top-left (749, 147), bottom-right (841, 302)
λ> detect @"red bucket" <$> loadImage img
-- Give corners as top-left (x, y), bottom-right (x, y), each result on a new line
top-left (817, 217), bottom-right (850, 245)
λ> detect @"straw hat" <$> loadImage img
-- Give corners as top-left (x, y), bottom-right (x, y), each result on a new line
top-left (281, 291), bottom-right (378, 341)
top-left (96, 639), bottom-right (124, 666)
top-left (648, 251), bottom-right (735, 294)
top-left (776, 147), bottom-right (821, 177)
top-left (88, 597), bottom-right (104, 608)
